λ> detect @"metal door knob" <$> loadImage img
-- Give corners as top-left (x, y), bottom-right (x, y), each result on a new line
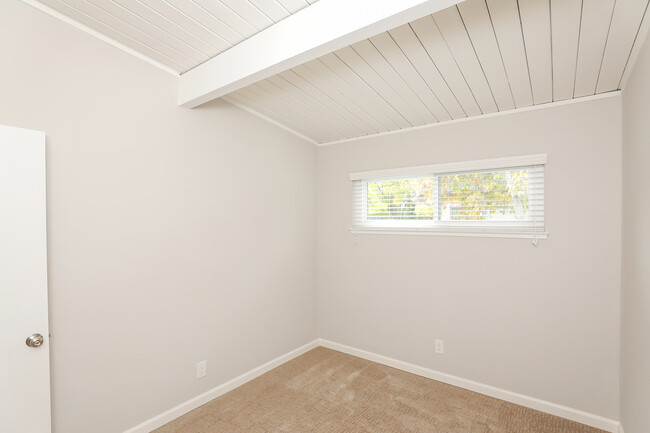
top-left (26, 334), bottom-right (44, 348)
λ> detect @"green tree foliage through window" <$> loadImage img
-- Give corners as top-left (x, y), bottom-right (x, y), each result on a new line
top-left (367, 178), bottom-right (433, 220)
top-left (440, 169), bottom-right (529, 221)
top-left (367, 169), bottom-right (531, 222)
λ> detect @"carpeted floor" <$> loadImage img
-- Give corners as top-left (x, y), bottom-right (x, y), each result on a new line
top-left (153, 347), bottom-right (607, 433)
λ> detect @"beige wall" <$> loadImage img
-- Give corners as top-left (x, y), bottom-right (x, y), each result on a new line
top-left (621, 31), bottom-right (650, 433)
top-left (317, 96), bottom-right (622, 419)
top-left (0, 1), bottom-right (316, 432)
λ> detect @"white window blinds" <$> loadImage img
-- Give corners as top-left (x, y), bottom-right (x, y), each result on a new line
top-left (350, 154), bottom-right (546, 239)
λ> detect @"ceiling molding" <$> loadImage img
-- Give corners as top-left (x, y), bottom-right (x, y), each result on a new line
top-left (317, 92), bottom-right (622, 147)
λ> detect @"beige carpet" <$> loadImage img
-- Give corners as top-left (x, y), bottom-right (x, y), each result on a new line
top-left (154, 347), bottom-right (607, 433)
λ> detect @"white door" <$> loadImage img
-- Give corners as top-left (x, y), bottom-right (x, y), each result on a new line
top-left (0, 124), bottom-right (51, 432)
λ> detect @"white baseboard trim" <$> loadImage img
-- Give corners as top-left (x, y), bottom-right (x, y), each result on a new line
top-left (122, 339), bottom-right (320, 433)
top-left (123, 338), bottom-right (622, 433)
top-left (319, 339), bottom-right (621, 433)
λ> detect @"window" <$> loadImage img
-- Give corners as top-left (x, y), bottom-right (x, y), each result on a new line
top-left (350, 154), bottom-right (546, 239)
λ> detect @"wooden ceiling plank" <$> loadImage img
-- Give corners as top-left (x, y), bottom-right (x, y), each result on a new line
top-left (550, 0), bottom-right (583, 101)
top-left (434, 6), bottom-right (498, 113)
top-left (485, 0), bottom-right (534, 107)
top-left (457, 2), bottom-right (515, 110)
top-left (238, 84), bottom-right (337, 142)
top-left (354, 38), bottom-right (436, 124)
top-left (59, 0), bottom-right (199, 68)
top-left (192, 0), bottom-right (260, 39)
top-left (370, 31), bottom-right (451, 121)
top-left (217, 0), bottom-right (274, 31)
top-left (83, 0), bottom-right (209, 65)
top-left (619, 1), bottom-right (650, 88)
top-left (389, 23), bottom-right (467, 119)
top-left (259, 77), bottom-right (358, 139)
top-left (287, 66), bottom-right (383, 134)
top-left (164, 0), bottom-right (244, 46)
top-left (38, 0), bottom-right (188, 71)
top-left (113, 0), bottom-right (220, 59)
top-left (226, 91), bottom-right (324, 142)
top-left (518, 0), bottom-right (553, 104)
top-left (276, 0), bottom-right (311, 15)
top-left (276, 70), bottom-right (374, 135)
top-left (410, 15), bottom-right (482, 116)
top-left (597, 0), bottom-right (649, 92)
top-left (336, 45), bottom-right (423, 127)
top-left (137, 0), bottom-right (234, 52)
top-left (574, 0), bottom-right (616, 97)
top-left (248, 0), bottom-right (292, 23)
top-left (305, 57), bottom-right (402, 131)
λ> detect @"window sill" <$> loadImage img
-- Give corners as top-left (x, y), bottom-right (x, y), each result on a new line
top-left (349, 227), bottom-right (549, 240)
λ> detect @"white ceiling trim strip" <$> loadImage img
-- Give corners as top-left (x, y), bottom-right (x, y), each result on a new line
top-left (318, 91), bottom-right (621, 147)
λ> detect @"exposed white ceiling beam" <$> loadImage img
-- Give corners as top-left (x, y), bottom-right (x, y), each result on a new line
top-left (178, 0), bottom-right (464, 108)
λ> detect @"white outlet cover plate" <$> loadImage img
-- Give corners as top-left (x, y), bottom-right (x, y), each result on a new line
top-left (196, 361), bottom-right (207, 378)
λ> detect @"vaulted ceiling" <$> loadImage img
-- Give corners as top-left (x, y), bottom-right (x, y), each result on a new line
top-left (223, 0), bottom-right (650, 144)
top-left (26, 0), bottom-right (650, 145)
top-left (33, 0), bottom-right (318, 73)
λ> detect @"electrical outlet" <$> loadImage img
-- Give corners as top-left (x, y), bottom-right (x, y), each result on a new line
top-left (196, 360), bottom-right (206, 379)
top-left (435, 339), bottom-right (444, 354)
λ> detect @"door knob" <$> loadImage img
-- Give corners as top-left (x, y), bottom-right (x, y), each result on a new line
top-left (26, 333), bottom-right (44, 348)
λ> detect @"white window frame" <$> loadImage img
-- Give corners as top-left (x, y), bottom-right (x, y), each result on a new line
top-left (349, 154), bottom-right (548, 239)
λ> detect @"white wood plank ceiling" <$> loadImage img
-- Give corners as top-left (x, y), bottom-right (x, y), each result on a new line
top-left (223, 0), bottom-right (650, 144)
top-left (26, 0), bottom-right (650, 145)
top-left (32, 0), bottom-right (318, 73)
